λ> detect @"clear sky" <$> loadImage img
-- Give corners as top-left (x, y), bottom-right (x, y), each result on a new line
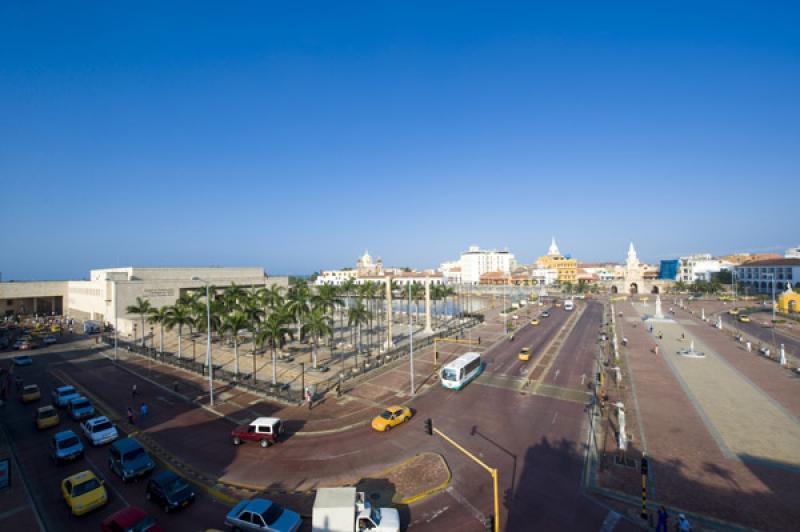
top-left (1, 2), bottom-right (798, 280)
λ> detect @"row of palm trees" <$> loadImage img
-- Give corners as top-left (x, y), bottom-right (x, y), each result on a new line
top-left (123, 279), bottom-right (461, 386)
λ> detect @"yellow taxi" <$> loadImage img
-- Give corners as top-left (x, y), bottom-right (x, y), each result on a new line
top-left (728, 308), bottom-right (740, 316)
top-left (371, 406), bottom-right (412, 432)
top-left (36, 405), bottom-right (60, 429)
top-left (518, 347), bottom-right (531, 361)
top-left (21, 384), bottom-right (41, 403)
top-left (530, 319), bottom-right (540, 326)
top-left (61, 470), bottom-right (108, 516)
top-left (554, 302), bottom-right (561, 308)
top-left (738, 315), bottom-right (751, 323)
top-left (50, 324), bottom-right (60, 333)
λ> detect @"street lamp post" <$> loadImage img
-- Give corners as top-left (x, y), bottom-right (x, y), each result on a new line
top-left (113, 279), bottom-right (118, 362)
top-left (192, 277), bottom-right (214, 407)
top-left (409, 282), bottom-right (415, 395)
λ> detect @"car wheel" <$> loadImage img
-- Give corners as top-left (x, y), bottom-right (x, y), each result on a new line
top-left (233, 436), bottom-right (241, 445)
top-left (385, 424), bottom-right (392, 432)
top-left (260, 439), bottom-right (269, 448)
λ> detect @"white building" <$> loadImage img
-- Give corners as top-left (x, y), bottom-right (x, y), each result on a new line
top-left (314, 270), bottom-right (357, 286)
top-left (1, 267), bottom-right (287, 335)
top-left (786, 246), bottom-right (800, 259)
top-left (678, 254), bottom-right (733, 283)
top-left (735, 259), bottom-right (800, 294)
top-left (459, 246), bottom-right (517, 285)
top-left (438, 261), bottom-right (462, 284)
top-left (530, 267), bottom-right (559, 286)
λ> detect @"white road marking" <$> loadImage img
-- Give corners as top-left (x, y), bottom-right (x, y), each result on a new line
top-left (446, 486), bottom-right (485, 524)
top-left (155, 395), bottom-right (173, 405)
top-left (84, 452), bottom-right (130, 507)
top-left (425, 506), bottom-right (450, 523)
top-left (599, 510), bottom-right (620, 532)
top-left (554, 368), bottom-right (560, 380)
top-left (552, 412), bottom-right (558, 424)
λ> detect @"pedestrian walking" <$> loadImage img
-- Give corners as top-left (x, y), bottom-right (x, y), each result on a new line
top-left (681, 333), bottom-right (685, 341)
top-left (677, 513), bottom-right (691, 531)
top-left (14, 375), bottom-right (23, 393)
top-left (140, 402), bottom-right (148, 421)
top-left (127, 407), bottom-right (135, 425)
top-left (656, 506), bottom-right (668, 532)
top-left (654, 345), bottom-right (660, 355)
top-left (131, 383), bottom-right (138, 399)
top-left (305, 387), bottom-right (312, 411)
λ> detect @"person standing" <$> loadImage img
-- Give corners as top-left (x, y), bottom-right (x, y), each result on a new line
top-left (677, 513), bottom-right (691, 531)
top-left (656, 506), bottom-right (668, 532)
top-left (305, 387), bottom-right (312, 411)
top-left (140, 402), bottom-right (148, 422)
top-left (127, 407), bottom-right (135, 425)
top-left (131, 383), bottom-right (138, 399)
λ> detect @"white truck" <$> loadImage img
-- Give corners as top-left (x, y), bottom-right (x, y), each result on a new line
top-left (312, 487), bottom-right (400, 532)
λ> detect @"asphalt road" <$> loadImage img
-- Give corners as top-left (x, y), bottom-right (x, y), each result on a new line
top-left (484, 306), bottom-right (568, 378)
top-left (545, 301), bottom-right (603, 390)
top-left (720, 313), bottom-right (800, 356)
top-left (0, 339), bottom-right (230, 532)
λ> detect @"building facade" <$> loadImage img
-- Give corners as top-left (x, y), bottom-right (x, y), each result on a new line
top-left (535, 238), bottom-right (577, 284)
top-left (659, 260), bottom-right (679, 280)
top-left (459, 246), bottom-right (517, 285)
top-left (678, 254), bottom-right (733, 283)
top-left (735, 259), bottom-right (800, 294)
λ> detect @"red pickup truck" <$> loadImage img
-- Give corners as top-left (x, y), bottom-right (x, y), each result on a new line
top-left (231, 417), bottom-right (283, 448)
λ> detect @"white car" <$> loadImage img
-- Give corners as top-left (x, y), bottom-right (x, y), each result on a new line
top-left (81, 416), bottom-right (118, 446)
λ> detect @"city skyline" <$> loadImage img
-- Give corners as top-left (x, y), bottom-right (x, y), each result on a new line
top-left (2, 3), bottom-right (798, 279)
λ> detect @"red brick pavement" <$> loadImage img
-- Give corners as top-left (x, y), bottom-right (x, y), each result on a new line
top-left (600, 298), bottom-right (800, 532)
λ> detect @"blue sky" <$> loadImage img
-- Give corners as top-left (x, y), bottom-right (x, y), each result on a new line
top-left (1, 2), bottom-right (798, 279)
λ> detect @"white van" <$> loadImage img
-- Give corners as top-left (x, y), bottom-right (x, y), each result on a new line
top-left (564, 300), bottom-right (575, 311)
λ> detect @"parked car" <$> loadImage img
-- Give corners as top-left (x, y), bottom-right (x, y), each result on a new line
top-left (146, 470), bottom-right (195, 513)
top-left (101, 506), bottom-right (164, 532)
top-left (36, 405), bottom-right (60, 430)
top-left (17, 341), bottom-right (37, 351)
top-left (12, 354), bottom-right (33, 365)
top-left (52, 385), bottom-right (81, 408)
top-left (42, 334), bottom-right (57, 345)
top-left (108, 438), bottom-right (155, 482)
top-left (51, 430), bottom-right (85, 464)
top-left (81, 416), bottom-right (119, 446)
top-left (20, 384), bottom-right (41, 403)
top-left (67, 396), bottom-right (95, 420)
top-left (225, 498), bottom-right (302, 532)
top-left (61, 470), bottom-right (108, 516)
top-left (739, 315), bottom-right (751, 323)
top-left (231, 417), bottom-right (284, 448)
top-left (371, 406), bottom-right (412, 432)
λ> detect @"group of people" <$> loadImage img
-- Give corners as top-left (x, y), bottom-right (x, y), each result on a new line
top-left (127, 383), bottom-right (149, 425)
top-left (657, 506), bottom-right (692, 531)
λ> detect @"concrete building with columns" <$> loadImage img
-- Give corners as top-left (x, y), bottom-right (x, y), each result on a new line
top-left (1, 267), bottom-right (287, 335)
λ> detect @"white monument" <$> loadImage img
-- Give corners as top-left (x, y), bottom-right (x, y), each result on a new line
top-left (646, 294), bottom-right (673, 323)
top-left (678, 339), bottom-right (706, 358)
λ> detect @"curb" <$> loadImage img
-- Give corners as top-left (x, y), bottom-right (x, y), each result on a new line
top-left (397, 454), bottom-right (452, 505)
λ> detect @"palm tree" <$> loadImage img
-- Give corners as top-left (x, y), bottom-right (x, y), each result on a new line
top-left (302, 306), bottom-right (332, 369)
top-left (347, 300), bottom-right (371, 356)
top-left (222, 283), bottom-right (247, 314)
top-left (410, 282), bottom-right (424, 324)
top-left (147, 306), bottom-right (171, 354)
top-left (286, 284), bottom-right (310, 344)
top-left (257, 311), bottom-right (293, 385)
top-left (164, 304), bottom-right (194, 360)
top-left (126, 297), bottom-right (153, 347)
top-left (222, 312), bottom-right (250, 377)
top-left (313, 284), bottom-right (343, 349)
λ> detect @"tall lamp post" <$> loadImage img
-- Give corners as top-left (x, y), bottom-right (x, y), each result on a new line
top-left (113, 279), bottom-right (118, 361)
top-left (191, 276), bottom-right (214, 407)
top-left (409, 281), bottom-right (415, 396)
top-left (764, 272), bottom-right (777, 324)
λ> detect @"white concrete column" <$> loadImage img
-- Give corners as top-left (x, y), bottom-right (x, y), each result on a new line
top-left (424, 280), bottom-right (433, 334)
top-left (385, 278), bottom-right (395, 349)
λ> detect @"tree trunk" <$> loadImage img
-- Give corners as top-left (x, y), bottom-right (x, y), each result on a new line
top-left (312, 337), bottom-right (318, 369)
top-left (234, 338), bottom-right (239, 377)
top-left (159, 325), bottom-right (164, 354)
top-left (271, 344), bottom-right (277, 385)
top-left (177, 325), bottom-right (182, 359)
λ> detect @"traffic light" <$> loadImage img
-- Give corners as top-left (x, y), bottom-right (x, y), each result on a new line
top-left (485, 515), bottom-right (494, 531)
top-left (424, 418), bottom-right (433, 436)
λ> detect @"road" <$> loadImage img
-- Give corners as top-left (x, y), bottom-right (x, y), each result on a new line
top-left (1, 303), bottom-right (639, 532)
top-left (484, 306), bottom-right (568, 378)
top-left (0, 340), bottom-right (230, 532)
top-left (545, 301), bottom-right (603, 390)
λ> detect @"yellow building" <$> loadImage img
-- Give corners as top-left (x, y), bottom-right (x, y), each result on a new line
top-left (536, 238), bottom-right (577, 284)
top-left (778, 285), bottom-right (800, 314)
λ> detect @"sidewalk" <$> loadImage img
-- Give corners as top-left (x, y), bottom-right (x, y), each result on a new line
top-left (597, 298), bottom-right (800, 531)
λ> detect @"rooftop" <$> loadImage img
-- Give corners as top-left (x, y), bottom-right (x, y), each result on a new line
top-left (739, 258), bottom-right (800, 267)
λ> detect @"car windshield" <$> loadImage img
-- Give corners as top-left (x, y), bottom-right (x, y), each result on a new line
top-left (39, 409), bottom-right (56, 418)
top-left (93, 421), bottom-right (113, 432)
top-left (72, 400), bottom-right (89, 409)
top-left (59, 388), bottom-right (75, 396)
top-left (380, 411), bottom-right (393, 419)
top-left (59, 436), bottom-right (80, 448)
top-left (261, 504), bottom-right (285, 525)
top-left (130, 516), bottom-right (157, 532)
top-left (123, 448), bottom-right (145, 461)
top-left (24, 385), bottom-right (38, 393)
top-left (442, 369), bottom-right (457, 381)
top-left (165, 476), bottom-right (189, 496)
top-left (73, 478), bottom-right (101, 496)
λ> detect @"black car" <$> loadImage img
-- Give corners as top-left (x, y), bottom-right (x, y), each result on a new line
top-left (145, 471), bottom-right (195, 513)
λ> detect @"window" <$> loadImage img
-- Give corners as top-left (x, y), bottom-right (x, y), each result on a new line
top-left (257, 426), bottom-right (271, 434)
top-left (239, 511), bottom-right (253, 523)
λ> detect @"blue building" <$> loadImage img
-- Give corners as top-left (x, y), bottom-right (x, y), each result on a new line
top-left (659, 260), bottom-right (679, 280)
